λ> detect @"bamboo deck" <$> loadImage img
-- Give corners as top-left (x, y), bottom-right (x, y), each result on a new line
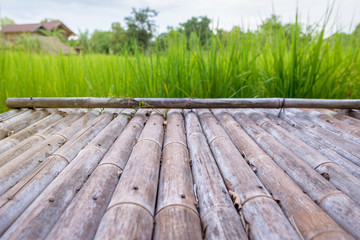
top-left (0, 107), bottom-right (360, 239)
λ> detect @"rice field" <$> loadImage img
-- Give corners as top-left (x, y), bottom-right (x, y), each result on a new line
top-left (1, 27), bottom-right (359, 113)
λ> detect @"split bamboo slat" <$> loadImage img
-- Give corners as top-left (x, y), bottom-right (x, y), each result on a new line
top-left (153, 109), bottom-right (202, 240)
top-left (46, 109), bottom-right (147, 240)
top-left (0, 109), bottom-right (21, 121)
top-left (6, 97), bottom-right (360, 109)
top-left (184, 110), bottom-right (248, 240)
top-left (248, 111), bottom-right (360, 204)
top-left (0, 112), bottom-right (82, 167)
top-left (0, 109), bottom-right (129, 240)
top-left (0, 109), bottom-right (33, 126)
top-left (264, 112), bottom-right (360, 179)
top-left (0, 111), bottom-right (65, 154)
top-left (212, 109), bottom-right (353, 240)
top-left (94, 111), bottom-right (165, 240)
top-left (230, 109), bottom-right (360, 238)
top-left (275, 109), bottom-right (360, 166)
top-left (196, 109), bottom-right (300, 240)
top-left (0, 109), bottom-right (52, 139)
top-left (0, 110), bottom-right (99, 196)
top-left (0, 109), bottom-right (124, 236)
top-left (288, 108), bottom-right (360, 146)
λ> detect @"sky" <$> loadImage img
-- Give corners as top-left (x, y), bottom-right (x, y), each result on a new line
top-left (1, 0), bottom-right (359, 36)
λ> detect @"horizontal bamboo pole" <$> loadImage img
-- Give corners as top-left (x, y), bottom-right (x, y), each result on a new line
top-left (185, 110), bottom-right (248, 240)
top-left (196, 109), bottom-right (300, 240)
top-left (248, 111), bottom-right (360, 204)
top-left (154, 109), bottom-right (202, 240)
top-left (1, 109), bottom-right (128, 240)
top-left (264, 112), bottom-right (360, 179)
top-left (0, 112), bottom-right (82, 167)
top-left (0, 110), bottom-right (124, 236)
top-left (46, 109), bottom-right (146, 240)
top-left (212, 109), bottom-right (352, 240)
top-left (231, 110), bottom-right (360, 238)
top-left (94, 111), bottom-right (165, 240)
top-left (6, 97), bottom-right (360, 109)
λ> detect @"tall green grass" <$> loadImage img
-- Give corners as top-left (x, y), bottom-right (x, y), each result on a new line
top-left (0, 23), bottom-right (359, 113)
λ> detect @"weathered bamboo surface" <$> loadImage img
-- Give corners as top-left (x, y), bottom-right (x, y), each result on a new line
top-left (94, 111), bottom-right (164, 240)
top-left (0, 105), bottom-right (360, 239)
top-left (0, 111), bottom-right (65, 154)
top-left (6, 97), bottom-right (360, 109)
top-left (185, 110), bottom-right (248, 240)
top-left (154, 109), bottom-right (202, 240)
top-left (230, 109), bottom-right (360, 238)
top-left (196, 109), bottom-right (299, 240)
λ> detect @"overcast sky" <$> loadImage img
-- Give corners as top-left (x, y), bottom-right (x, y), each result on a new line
top-left (1, 0), bottom-right (359, 36)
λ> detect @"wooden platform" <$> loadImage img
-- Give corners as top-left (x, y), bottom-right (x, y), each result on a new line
top-left (0, 107), bottom-right (360, 239)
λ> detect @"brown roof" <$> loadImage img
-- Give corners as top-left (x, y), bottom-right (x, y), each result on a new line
top-left (0, 106), bottom-right (360, 239)
top-left (1, 21), bottom-right (75, 36)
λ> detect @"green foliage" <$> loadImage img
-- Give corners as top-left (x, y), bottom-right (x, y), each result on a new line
top-left (110, 22), bottom-right (128, 54)
top-left (179, 16), bottom-right (212, 46)
top-left (124, 7), bottom-right (158, 49)
top-left (0, 16), bottom-right (15, 29)
top-left (14, 34), bottom-right (41, 52)
top-left (89, 30), bottom-right (111, 54)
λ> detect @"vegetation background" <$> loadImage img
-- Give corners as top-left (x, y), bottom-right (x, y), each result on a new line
top-left (0, 7), bottom-right (359, 113)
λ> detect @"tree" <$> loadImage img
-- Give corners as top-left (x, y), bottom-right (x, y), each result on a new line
top-left (179, 16), bottom-right (212, 45)
top-left (77, 29), bottom-right (91, 53)
top-left (0, 16), bottom-right (15, 29)
top-left (89, 30), bottom-right (111, 54)
top-left (124, 7), bottom-right (158, 49)
top-left (110, 22), bottom-right (128, 53)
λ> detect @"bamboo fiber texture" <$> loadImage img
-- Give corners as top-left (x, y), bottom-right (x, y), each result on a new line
top-left (230, 109), bottom-right (360, 238)
top-left (0, 110), bottom-right (122, 236)
top-left (185, 110), bottom-right (248, 240)
top-left (94, 111), bottom-right (165, 240)
top-left (196, 109), bottom-right (300, 240)
top-left (46, 109), bottom-right (147, 240)
top-left (6, 97), bottom-right (360, 109)
top-left (1, 109), bottom-right (128, 239)
top-left (212, 109), bottom-right (352, 240)
top-left (153, 109), bottom-right (202, 240)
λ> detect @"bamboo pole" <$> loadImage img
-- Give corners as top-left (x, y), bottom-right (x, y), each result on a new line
top-left (0, 112), bottom-right (82, 167)
top-left (0, 109), bottom-right (52, 140)
top-left (1, 109), bottom-right (130, 240)
top-left (230, 109), bottom-right (360, 238)
top-left (333, 112), bottom-right (360, 127)
top-left (0, 109), bottom-right (21, 121)
top-left (196, 109), bottom-right (300, 239)
top-left (0, 110), bottom-right (99, 196)
top-left (6, 97), bottom-right (360, 109)
top-left (94, 111), bottom-right (165, 240)
top-left (0, 109), bottom-right (33, 125)
top-left (0, 111), bottom-right (65, 154)
top-left (0, 109), bottom-right (126, 236)
top-left (275, 109), bottom-right (360, 166)
top-left (153, 109), bottom-right (202, 240)
top-left (299, 109), bottom-right (360, 142)
top-left (45, 109), bottom-right (146, 240)
top-left (212, 109), bottom-right (352, 240)
top-left (248, 111), bottom-right (360, 204)
top-left (264, 112), bottom-right (360, 179)
top-left (338, 109), bottom-right (360, 120)
top-left (184, 110), bottom-right (248, 240)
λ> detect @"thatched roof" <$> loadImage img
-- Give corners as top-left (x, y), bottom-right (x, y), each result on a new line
top-left (1, 21), bottom-right (75, 36)
top-left (0, 106), bottom-right (359, 239)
